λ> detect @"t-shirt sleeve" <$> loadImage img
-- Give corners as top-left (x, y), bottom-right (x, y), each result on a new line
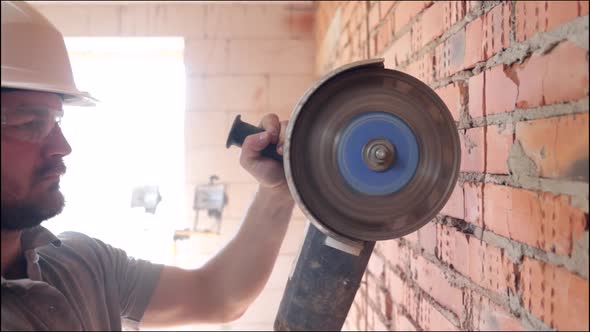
top-left (88, 236), bottom-right (165, 325)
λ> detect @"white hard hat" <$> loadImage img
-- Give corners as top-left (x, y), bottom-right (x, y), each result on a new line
top-left (1, 1), bottom-right (97, 106)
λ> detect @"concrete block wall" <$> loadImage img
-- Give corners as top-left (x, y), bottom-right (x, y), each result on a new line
top-left (315, 1), bottom-right (589, 331)
top-left (32, 2), bottom-right (314, 330)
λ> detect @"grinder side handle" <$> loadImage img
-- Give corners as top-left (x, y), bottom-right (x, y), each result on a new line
top-left (226, 115), bottom-right (283, 163)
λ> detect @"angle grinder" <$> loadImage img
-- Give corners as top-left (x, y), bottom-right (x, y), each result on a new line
top-left (226, 58), bottom-right (461, 331)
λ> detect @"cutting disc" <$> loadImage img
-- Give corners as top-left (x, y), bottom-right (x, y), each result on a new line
top-left (284, 59), bottom-right (460, 242)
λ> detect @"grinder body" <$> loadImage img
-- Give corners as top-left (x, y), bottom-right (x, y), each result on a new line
top-left (274, 224), bottom-right (374, 331)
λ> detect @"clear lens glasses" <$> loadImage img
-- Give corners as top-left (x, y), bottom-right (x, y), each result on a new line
top-left (1, 106), bottom-right (64, 143)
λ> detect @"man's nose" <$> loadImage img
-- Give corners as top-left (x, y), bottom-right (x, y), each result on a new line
top-left (42, 124), bottom-right (72, 158)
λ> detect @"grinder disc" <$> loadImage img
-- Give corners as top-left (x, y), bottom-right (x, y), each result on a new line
top-left (284, 59), bottom-right (460, 242)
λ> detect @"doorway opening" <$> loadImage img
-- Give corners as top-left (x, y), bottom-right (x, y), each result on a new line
top-left (45, 37), bottom-right (186, 265)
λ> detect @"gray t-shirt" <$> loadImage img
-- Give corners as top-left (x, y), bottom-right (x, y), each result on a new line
top-left (1, 226), bottom-right (164, 331)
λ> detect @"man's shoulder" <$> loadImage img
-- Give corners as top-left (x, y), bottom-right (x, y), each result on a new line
top-left (56, 230), bottom-right (95, 243)
top-left (38, 230), bottom-right (108, 262)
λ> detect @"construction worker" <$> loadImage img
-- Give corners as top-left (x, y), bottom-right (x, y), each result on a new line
top-left (1, 1), bottom-right (293, 330)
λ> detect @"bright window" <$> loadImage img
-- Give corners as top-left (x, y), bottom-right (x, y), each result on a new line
top-left (44, 37), bottom-right (186, 265)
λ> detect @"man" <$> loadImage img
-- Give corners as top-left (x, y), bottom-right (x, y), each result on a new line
top-left (1, 1), bottom-right (294, 330)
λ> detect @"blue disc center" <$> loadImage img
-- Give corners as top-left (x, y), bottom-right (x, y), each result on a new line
top-left (337, 112), bottom-right (419, 195)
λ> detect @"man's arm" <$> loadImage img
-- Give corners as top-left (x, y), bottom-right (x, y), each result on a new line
top-left (140, 114), bottom-right (294, 328)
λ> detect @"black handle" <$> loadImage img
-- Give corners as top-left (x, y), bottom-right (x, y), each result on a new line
top-left (226, 115), bottom-right (283, 163)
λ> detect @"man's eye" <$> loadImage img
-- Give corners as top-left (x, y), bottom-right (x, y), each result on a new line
top-left (14, 120), bottom-right (45, 131)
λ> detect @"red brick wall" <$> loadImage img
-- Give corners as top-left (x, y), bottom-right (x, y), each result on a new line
top-left (315, 1), bottom-right (589, 331)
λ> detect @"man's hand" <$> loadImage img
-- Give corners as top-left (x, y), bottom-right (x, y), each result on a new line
top-left (239, 113), bottom-right (288, 189)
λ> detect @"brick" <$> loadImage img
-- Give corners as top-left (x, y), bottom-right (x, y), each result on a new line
top-left (448, 28), bottom-right (466, 74)
top-left (521, 257), bottom-right (589, 331)
top-left (418, 222), bottom-right (437, 255)
top-left (356, 277), bottom-right (368, 330)
top-left (386, 264), bottom-right (406, 300)
top-left (436, 28), bottom-right (466, 79)
top-left (289, 8), bottom-right (314, 38)
top-left (184, 111), bottom-right (228, 149)
top-left (394, 311), bottom-right (417, 331)
top-left (382, 288), bottom-right (395, 322)
top-left (373, 312), bottom-right (390, 331)
top-left (436, 223), bottom-right (470, 276)
top-left (338, 24), bottom-right (352, 50)
top-left (410, 18), bottom-right (423, 53)
top-left (206, 4), bottom-right (292, 39)
top-left (352, 1), bottom-right (368, 31)
top-left (420, 1), bottom-right (445, 47)
top-left (184, 39), bottom-right (228, 75)
top-left (467, 236), bottom-right (516, 294)
top-left (516, 113), bottom-right (589, 181)
top-left (443, 1), bottom-right (467, 31)
top-left (483, 184), bottom-right (528, 242)
top-left (581, 0), bottom-right (589, 15)
top-left (543, 41), bottom-right (589, 105)
top-left (516, 1), bottom-right (582, 42)
top-left (368, 2), bottom-right (381, 33)
top-left (515, 1), bottom-right (546, 42)
top-left (403, 52), bottom-right (434, 84)
top-left (38, 4), bottom-right (119, 36)
top-left (383, 31), bottom-right (412, 68)
top-left (435, 82), bottom-right (464, 122)
top-left (463, 182), bottom-right (483, 227)
top-left (186, 75), bottom-right (268, 112)
top-left (510, 54), bottom-right (545, 109)
top-left (380, 1), bottom-right (395, 20)
top-left (411, 255), bottom-right (464, 317)
top-left (376, 16), bottom-right (393, 56)
top-left (485, 65), bottom-right (517, 114)
top-left (512, 41), bottom-right (588, 108)
top-left (268, 75), bottom-right (314, 115)
top-left (367, 272), bottom-right (382, 315)
top-left (368, 253), bottom-right (386, 283)
top-left (483, 184), bottom-right (587, 255)
top-left (438, 224), bottom-right (516, 294)
top-left (441, 184), bottom-right (465, 219)
top-left (468, 72), bottom-right (485, 118)
top-left (464, 16), bottom-right (484, 68)
top-left (228, 39), bottom-right (314, 75)
top-left (486, 123), bottom-right (515, 174)
top-left (416, 296), bottom-right (459, 331)
top-left (482, 2), bottom-right (511, 59)
top-left (394, 1), bottom-right (430, 32)
top-left (379, 239), bottom-right (411, 271)
top-left (402, 229), bottom-right (419, 244)
top-left (467, 1), bottom-right (482, 13)
top-left (185, 146), bottom-right (252, 184)
top-left (470, 291), bottom-right (524, 331)
top-left (341, 1), bottom-right (357, 27)
top-left (33, 5), bottom-right (93, 36)
top-left (401, 282), bottom-right (421, 320)
top-left (121, 3), bottom-right (207, 37)
top-left (460, 127), bottom-right (485, 173)
top-left (547, 1), bottom-right (580, 30)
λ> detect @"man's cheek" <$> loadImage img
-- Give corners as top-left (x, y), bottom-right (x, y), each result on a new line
top-left (0, 170), bottom-right (33, 202)
top-left (1, 177), bottom-right (24, 202)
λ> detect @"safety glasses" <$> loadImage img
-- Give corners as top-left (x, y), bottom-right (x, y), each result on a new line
top-left (1, 106), bottom-right (64, 143)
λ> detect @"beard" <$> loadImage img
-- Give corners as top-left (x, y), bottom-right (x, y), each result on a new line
top-left (1, 185), bottom-right (65, 230)
top-left (1, 160), bottom-right (67, 231)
